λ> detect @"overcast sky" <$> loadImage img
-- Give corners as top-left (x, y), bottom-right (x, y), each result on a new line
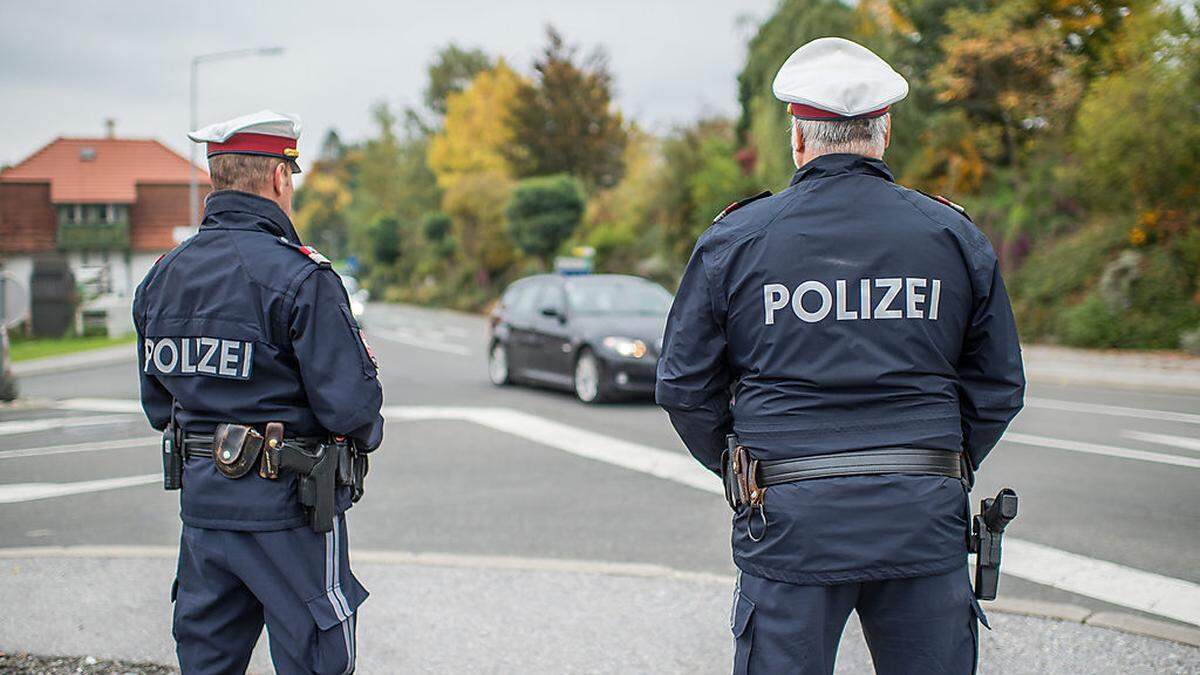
top-left (0, 0), bottom-right (776, 172)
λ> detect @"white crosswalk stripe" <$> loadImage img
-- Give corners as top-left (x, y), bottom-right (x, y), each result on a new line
top-left (1122, 430), bottom-right (1200, 454)
top-left (0, 414), bottom-right (138, 437)
top-left (1003, 432), bottom-right (1200, 469)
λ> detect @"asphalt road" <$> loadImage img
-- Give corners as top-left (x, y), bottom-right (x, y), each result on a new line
top-left (1, 302), bottom-right (1198, 673)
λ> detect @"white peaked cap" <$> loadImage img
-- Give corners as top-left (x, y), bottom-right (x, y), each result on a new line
top-left (187, 109), bottom-right (302, 143)
top-left (188, 110), bottom-right (303, 172)
top-left (772, 37), bottom-right (908, 119)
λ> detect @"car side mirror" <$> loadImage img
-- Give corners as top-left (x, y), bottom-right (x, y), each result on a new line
top-left (540, 306), bottom-right (565, 322)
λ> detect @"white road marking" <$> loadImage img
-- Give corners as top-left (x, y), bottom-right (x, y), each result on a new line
top-left (383, 405), bottom-right (1200, 626)
top-left (0, 436), bottom-right (158, 460)
top-left (1003, 539), bottom-right (1200, 627)
top-left (1123, 430), bottom-right (1200, 454)
top-left (0, 414), bottom-right (137, 437)
top-left (386, 406), bottom-right (715, 493)
top-left (1003, 432), bottom-right (1200, 469)
top-left (0, 474), bottom-right (159, 504)
top-left (55, 398), bottom-right (143, 414)
top-left (1026, 397), bottom-right (1200, 425)
top-left (371, 328), bottom-right (472, 356)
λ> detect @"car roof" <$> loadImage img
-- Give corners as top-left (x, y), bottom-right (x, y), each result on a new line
top-left (506, 273), bottom-right (657, 290)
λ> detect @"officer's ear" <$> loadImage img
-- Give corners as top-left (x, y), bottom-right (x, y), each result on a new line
top-left (883, 115), bottom-right (892, 151)
top-left (791, 118), bottom-right (805, 169)
top-left (272, 161), bottom-right (292, 197)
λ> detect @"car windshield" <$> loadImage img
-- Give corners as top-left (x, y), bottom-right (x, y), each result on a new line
top-left (566, 278), bottom-right (673, 316)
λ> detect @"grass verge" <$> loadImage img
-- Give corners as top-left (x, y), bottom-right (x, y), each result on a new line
top-left (9, 334), bottom-right (136, 363)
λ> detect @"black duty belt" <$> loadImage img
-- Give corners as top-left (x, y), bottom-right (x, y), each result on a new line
top-left (722, 440), bottom-right (963, 542)
top-left (182, 433), bottom-right (322, 459)
top-left (758, 447), bottom-right (961, 486)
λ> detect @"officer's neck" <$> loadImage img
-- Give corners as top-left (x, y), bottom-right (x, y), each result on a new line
top-left (795, 148), bottom-right (884, 169)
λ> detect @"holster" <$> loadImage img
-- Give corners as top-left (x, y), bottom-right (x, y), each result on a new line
top-left (969, 488), bottom-right (1018, 600)
top-left (259, 422), bottom-right (335, 533)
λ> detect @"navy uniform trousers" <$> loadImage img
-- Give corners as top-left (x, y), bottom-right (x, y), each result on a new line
top-left (172, 514), bottom-right (368, 674)
top-left (732, 566), bottom-right (988, 675)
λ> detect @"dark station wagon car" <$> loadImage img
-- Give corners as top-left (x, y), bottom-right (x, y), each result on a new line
top-left (487, 274), bottom-right (673, 403)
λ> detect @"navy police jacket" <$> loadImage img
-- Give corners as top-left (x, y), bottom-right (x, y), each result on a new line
top-left (134, 190), bottom-right (384, 531)
top-left (656, 154), bottom-right (1024, 584)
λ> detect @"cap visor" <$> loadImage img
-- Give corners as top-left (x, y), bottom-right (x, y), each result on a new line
top-left (287, 159), bottom-right (302, 174)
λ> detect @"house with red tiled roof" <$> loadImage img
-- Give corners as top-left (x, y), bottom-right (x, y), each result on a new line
top-left (0, 135), bottom-right (211, 333)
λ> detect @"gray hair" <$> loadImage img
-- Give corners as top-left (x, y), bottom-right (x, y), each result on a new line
top-left (792, 114), bottom-right (889, 157)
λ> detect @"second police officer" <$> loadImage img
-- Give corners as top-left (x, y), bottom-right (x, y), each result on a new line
top-left (656, 39), bottom-right (1025, 674)
top-left (134, 110), bottom-right (384, 674)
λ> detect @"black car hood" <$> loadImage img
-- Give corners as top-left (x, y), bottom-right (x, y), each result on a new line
top-left (573, 314), bottom-right (668, 352)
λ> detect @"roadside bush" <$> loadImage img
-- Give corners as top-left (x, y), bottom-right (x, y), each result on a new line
top-left (505, 174), bottom-right (585, 266)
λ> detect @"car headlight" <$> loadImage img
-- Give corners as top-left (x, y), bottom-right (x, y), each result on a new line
top-left (602, 336), bottom-right (647, 359)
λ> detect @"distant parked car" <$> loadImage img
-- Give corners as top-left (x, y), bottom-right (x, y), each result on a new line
top-left (487, 273), bottom-right (673, 403)
top-left (340, 275), bottom-right (369, 321)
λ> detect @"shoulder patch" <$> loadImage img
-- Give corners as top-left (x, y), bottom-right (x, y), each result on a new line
top-left (713, 190), bottom-right (772, 224)
top-left (915, 189), bottom-right (972, 221)
top-left (276, 237), bottom-right (332, 267)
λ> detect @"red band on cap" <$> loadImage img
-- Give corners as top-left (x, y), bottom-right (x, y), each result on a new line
top-left (787, 103), bottom-right (890, 120)
top-left (207, 132), bottom-right (296, 158)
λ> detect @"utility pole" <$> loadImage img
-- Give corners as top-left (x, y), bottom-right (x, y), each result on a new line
top-left (188, 47), bottom-right (285, 227)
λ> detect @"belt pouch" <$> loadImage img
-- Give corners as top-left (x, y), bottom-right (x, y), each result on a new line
top-left (212, 423), bottom-right (263, 479)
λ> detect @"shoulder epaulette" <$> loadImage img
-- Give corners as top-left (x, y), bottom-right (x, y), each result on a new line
top-left (915, 189), bottom-right (972, 221)
top-left (276, 237), bottom-right (332, 267)
top-left (713, 190), bottom-right (772, 223)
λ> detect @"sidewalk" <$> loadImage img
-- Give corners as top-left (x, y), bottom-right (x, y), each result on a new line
top-left (1023, 345), bottom-right (1200, 394)
top-left (0, 549), bottom-right (1195, 674)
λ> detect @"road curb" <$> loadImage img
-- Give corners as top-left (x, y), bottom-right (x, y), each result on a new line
top-left (2, 545), bottom-right (1196, 647)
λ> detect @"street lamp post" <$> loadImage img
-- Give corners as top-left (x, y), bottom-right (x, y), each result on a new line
top-left (188, 47), bottom-right (285, 227)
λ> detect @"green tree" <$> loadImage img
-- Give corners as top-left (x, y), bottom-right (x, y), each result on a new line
top-left (505, 174), bottom-right (586, 266)
top-left (294, 170), bottom-right (351, 256)
top-left (423, 45), bottom-right (492, 116)
top-left (504, 27), bottom-right (628, 188)
top-left (736, 0), bottom-right (858, 187)
top-left (427, 61), bottom-right (525, 189)
top-left (369, 214), bottom-right (402, 266)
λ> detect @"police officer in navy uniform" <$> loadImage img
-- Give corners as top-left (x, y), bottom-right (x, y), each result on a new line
top-left (135, 110), bottom-right (384, 674)
top-left (656, 39), bottom-right (1025, 674)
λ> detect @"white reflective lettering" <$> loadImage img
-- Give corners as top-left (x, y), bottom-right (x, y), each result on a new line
top-left (143, 339), bottom-right (154, 373)
top-left (874, 278), bottom-right (903, 319)
top-left (218, 340), bottom-right (238, 376)
top-left (180, 338), bottom-right (196, 373)
top-left (860, 279), bottom-right (872, 320)
top-left (197, 337), bottom-right (219, 374)
top-left (792, 280), bottom-right (832, 323)
top-left (905, 278), bottom-right (927, 319)
top-left (763, 284), bottom-right (789, 325)
top-left (836, 279), bottom-right (857, 320)
top-left (929, 279), bottom-right (941, 320)
top-left (152, 338), bottom-right (178, 374)
top-left (241, 342), bottom-right (254, 378)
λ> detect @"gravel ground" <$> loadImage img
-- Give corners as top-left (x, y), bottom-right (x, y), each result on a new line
top-left (0, 652), bottom-right (175, 674)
